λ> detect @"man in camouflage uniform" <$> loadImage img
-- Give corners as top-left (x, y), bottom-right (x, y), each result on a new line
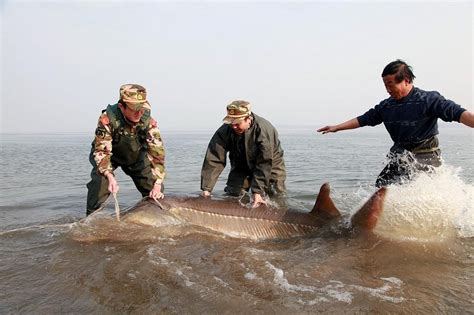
top-left (201, 100), bottom-right (286, 208)
top-left (86, 84), bottom-right (165, 216)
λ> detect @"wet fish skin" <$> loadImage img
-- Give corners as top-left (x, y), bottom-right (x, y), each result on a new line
top-left (123, 183), bottom-right (386, 240)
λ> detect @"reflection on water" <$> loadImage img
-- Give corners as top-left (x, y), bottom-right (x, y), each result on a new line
top-left (0, 129), bottom-right (473, 313)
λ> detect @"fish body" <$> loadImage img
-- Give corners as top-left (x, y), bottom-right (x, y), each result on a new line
top-left (122, 183), bottom-right (386, 240)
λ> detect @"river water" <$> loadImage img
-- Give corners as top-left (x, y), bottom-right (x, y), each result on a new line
top-left (1, 126), bottom-right (473, 313)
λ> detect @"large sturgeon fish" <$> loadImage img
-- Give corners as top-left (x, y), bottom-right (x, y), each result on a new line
top-left (121, 183), bottom-right (386, 240)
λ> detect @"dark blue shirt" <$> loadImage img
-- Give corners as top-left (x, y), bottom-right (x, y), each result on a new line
top-left (357, 87), bottom-right (466, 146)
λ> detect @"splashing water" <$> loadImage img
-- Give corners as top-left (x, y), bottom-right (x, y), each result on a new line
top-left (373, 164), bottom-right (473, 242)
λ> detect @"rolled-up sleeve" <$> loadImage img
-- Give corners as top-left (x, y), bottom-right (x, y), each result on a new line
top-left (146, 118), bottom-right (166, 185)
top-left (93, 112), bottom-right (114, 175)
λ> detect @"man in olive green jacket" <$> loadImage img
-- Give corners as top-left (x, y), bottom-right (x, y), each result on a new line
top-left (201, 100), bottom-right (286, 207)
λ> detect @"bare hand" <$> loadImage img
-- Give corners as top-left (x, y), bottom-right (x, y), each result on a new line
top-left (149, 184), bottom-right (164, 202)
top-left (252, 193), bottom-right (267, 208)
top-left (201, 190), bottom-right (211, 197)
top-left (106, 173), bottom-right (119, 193)
top-left (317, 126), bottom-right (337, 134)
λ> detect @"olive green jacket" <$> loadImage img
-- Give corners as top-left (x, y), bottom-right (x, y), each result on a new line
top-left (201, 113), bottom-right (286, 194)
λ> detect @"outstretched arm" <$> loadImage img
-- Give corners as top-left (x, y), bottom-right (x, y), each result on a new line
top-left (317, 118), bottom-right (360, 134)
top-left (460, 111), bottom-right (474, 128)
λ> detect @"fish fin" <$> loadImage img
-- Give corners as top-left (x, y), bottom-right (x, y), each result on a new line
top-left (350, 187), bottom-right (387, 230)
top-left (310, 183), bottom-right (341, 218)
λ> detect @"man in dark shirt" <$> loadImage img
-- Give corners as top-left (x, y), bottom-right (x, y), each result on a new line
top-left (318, 60), bottom-right (474, 187)
top-left (201, 100), bottom-right (286, 207)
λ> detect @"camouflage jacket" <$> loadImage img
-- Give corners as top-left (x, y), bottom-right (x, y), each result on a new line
top-left (92, 104), bottom-right (165, 185)
top-left (201, 113), bottom-right (286, 194)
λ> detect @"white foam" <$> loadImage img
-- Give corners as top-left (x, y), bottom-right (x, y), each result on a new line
top-left (176, 269), bottom-right (195, 287)
top-left (244, 272), bottom-right (257, 280)
top-left (266, 262), bottom-right (317, 293)
top-left (213, 276), bottom-right (231, 289)
top-left (265, 263), bottom-right (407, 305)
top-left (323, 281), bottom-right (353, 303)
top-left (381, 277), bottom-right (403, 286)
top-left (350, 277), bottom-right (405, 303)
top-left (362, 165), bottom-right (474, 242)
top-left (146, 246), bottom-right (171, 266)
top-left (104, 246), bottom-right (115, 252)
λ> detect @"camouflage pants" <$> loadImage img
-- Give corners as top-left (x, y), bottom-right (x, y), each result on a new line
top-left (224, 169), bottom-right (286, 197)
top-left (375, 149), bottom-right (442, 188)
top-left (86, 151), bottom-right (158, 216)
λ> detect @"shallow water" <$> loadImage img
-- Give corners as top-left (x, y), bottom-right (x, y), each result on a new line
top-left (1, 126), bottom-right (473, 313)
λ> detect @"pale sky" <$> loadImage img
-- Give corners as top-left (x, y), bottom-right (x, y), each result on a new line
top-left (1, 0), bottom-right (472, 134)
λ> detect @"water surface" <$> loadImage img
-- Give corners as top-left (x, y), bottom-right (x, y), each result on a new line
top-left (1, 126), bottom-right (473, 313)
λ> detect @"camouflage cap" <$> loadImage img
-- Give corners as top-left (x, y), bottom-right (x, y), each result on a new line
top-left (223, 100), bottom-right (252, 124)
top-left (119, 84), bottom-right (151, 111)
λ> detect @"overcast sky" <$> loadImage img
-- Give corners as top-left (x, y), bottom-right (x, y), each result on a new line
top-left (1, 0), bottom-right (472, 134)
